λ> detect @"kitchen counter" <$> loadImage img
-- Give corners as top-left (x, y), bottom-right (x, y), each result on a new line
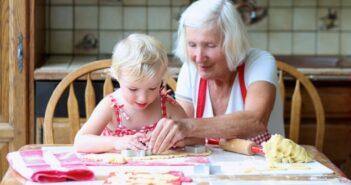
top-left (34, 55), bottom-right (351, 81)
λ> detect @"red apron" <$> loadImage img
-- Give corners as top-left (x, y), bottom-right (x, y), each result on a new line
top-left (195, 64), bottom-right (270, 145)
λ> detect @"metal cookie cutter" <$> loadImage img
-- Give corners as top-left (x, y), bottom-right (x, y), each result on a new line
top-left (121, 149), bottom-right (146, 157)
top-left (185, 144), bottom-right (207, 154)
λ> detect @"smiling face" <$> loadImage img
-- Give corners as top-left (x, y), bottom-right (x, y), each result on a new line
top-left (119, 74), bottom-right (162, 110)
top-left (185, 26), bottom-right (230, 79)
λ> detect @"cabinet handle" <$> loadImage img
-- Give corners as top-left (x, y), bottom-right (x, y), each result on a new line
top-left (17, 33), bottom-right (23, 73)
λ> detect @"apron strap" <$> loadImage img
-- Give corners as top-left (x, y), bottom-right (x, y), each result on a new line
top-left (196, 64), bottom-right (246, 144)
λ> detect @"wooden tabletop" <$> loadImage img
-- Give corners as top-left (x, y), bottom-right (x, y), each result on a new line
top-left (1, 144), bottom-right (350, 185)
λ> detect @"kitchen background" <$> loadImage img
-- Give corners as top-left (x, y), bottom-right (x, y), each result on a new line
top-left (45, 0), bottom-right (351, 63)
top-left (29, 0), bottom-right (351, 178)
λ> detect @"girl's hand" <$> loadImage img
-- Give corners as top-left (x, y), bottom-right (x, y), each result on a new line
top-left (113, 133), bottom-right (148, 151)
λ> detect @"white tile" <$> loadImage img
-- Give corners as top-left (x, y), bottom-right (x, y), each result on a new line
top-left (269, 8), bottom-right (292, 30)
top-left (171, 31), bottom-right (178, 52)
top-left (293, 8), bottom-right (316, 31)
top-left (293, 32), bottom-right (316, 55)
top-left (75, 6), bottom-right (98, 29)
top-left (148, 7), bottom-right (171, 30)
top-left (99, 6), bottom-right (123, 30)
top-left (100, 0), bottom-right (123, 5)
top-left (148, 0), bottom-right (170, 5)
top-left (99, 31), bottom-right (124, 54)
top-left (247, 16), bottom-right (268, 31)
top-left (268, 32), bottom-right (292, 55)
top-left (318, 0), bottom-right (341, 7)
top-left (50, 0), bottom-right (73, 5)
top-left (171, 7), bottom-right (181, 30)
top-left (123, 0), bottom-right (146, 5)
top-left (255, 0), bottom-right (268, 6)
top-left (269, 0), bottom-right (292, 7)
top-left (171, 6), bottom-right (187, 30)
top-left (341, 8), bottom-right (351, 31)
top-left (341, 33), bottom-right (351, 55)
top-left (248, 32), bottom-right (268, 50)
top-left (171, 0), bottom-right (190, 6)
top-left (50, 6), bottom-right (73, 29)
top-left (123, 31), bottom-right (147, 38)
top-left (342, 0), bottom-right (351, 6)
top-left (293, 0), bottom-right (317, 6)
top-left (317, 32), bottom-right (339, 55)
top-left (49, 31), bottom-right (73, 54)
top-left (75, 0), bottom-right (98, 4)
top-left (124, 7), bottom-right (147, 30)
top-left (149, 31), bottom-right (172, 53)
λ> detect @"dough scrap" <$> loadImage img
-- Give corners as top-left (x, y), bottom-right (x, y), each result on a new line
top-left (83, 153), bottom-right (127, 164)
top-left (103, 171), bottom-right (191, 185)
top-left (262, 134), bottom-right (312, 163)
top-left (81, 147), bottom-right (211, 164)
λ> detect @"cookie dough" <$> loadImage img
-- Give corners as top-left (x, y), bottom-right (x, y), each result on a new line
top-left (81, 147), bottom-right (211, 164)
top-left (262, 134), bottom-right (312, 163)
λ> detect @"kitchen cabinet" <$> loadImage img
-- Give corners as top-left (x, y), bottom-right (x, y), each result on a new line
top-left (0, 0), bottom-right (45, 178)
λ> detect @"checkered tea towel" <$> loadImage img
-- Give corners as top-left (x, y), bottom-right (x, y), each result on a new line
top-left (6, 149), bottom-right (95, 182)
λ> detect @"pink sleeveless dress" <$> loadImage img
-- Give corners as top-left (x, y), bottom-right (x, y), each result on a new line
top-left (100, 91), bottom-right (176, 137)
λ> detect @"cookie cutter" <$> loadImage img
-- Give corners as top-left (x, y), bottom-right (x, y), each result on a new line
top-left (121, 149), bottom-right (146, 157)
top-left (185, 144), bottom-right (207, 154)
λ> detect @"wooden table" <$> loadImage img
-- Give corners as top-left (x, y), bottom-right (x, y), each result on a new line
top-left (1, 144), bottom-right (350, 185)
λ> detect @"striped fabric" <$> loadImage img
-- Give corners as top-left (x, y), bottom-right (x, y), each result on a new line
top-left (6, 149), bottom-right (94, 182)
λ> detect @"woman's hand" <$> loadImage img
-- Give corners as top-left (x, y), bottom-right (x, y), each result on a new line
top-left (113, 133), bottom-right (148, 151)
top-left (148, 118), bottom-right (189, 154)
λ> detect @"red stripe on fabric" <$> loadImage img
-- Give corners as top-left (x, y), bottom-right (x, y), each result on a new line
top-left (238, 64), bottom-right (246, 103)
top-left (196, 78), bottom-right (207, 118)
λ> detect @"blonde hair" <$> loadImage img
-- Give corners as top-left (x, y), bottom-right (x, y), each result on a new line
top-left (111, 33), bottom-right (169, 83)
top-left (174, 0), bottom-right (250, 71)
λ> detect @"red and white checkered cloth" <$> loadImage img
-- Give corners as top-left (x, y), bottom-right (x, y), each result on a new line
top-left (249, 130), bottom-right (271, 145)
top-left (6, 149), bottom-right (95, 182)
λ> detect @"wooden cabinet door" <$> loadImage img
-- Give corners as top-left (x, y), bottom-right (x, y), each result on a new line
top-left (0, 0), bottom-right (32, 178)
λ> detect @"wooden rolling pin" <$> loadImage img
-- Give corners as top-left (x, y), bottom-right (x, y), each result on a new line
top-left (219, 138), bottom-right (264, 156)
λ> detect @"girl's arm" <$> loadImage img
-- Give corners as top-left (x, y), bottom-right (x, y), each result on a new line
top-left (74, 96), bottom-right (148, 153)
top-left (73, 96), bottom-right (116, 153)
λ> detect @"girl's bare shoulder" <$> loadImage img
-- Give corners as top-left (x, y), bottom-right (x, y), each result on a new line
top-left (165, 95), bottom-right (187, 119)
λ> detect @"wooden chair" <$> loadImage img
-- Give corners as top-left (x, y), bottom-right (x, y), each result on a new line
top-left (43, 59), bottom-right (177, 144)
top-left (277, 60), bottom-right (325, 151)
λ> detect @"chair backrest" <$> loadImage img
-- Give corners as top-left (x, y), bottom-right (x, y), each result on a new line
top-left (277, 60), bottom-right (325, 151)
top-left (43, 59), bottom-right (177, 144)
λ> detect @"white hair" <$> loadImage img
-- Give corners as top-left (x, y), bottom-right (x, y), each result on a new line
top-left (174, 0), bottom-right (250, 70)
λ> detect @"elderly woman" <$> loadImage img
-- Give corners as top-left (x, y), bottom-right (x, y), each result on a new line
top-left (149, 0), bottom-right (284, 154)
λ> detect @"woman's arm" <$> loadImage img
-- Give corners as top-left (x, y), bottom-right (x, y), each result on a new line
top-left (149, 81), bottom-right (276, 154)
top-left (166, 99), bottom-right (205, 148)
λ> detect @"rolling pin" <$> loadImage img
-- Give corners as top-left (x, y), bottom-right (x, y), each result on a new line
top-left (219, 138), bottom-right (264, 156)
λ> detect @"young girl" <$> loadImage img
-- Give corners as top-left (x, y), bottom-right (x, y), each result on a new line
top-left (74, 33), bottom-right (190, 153)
